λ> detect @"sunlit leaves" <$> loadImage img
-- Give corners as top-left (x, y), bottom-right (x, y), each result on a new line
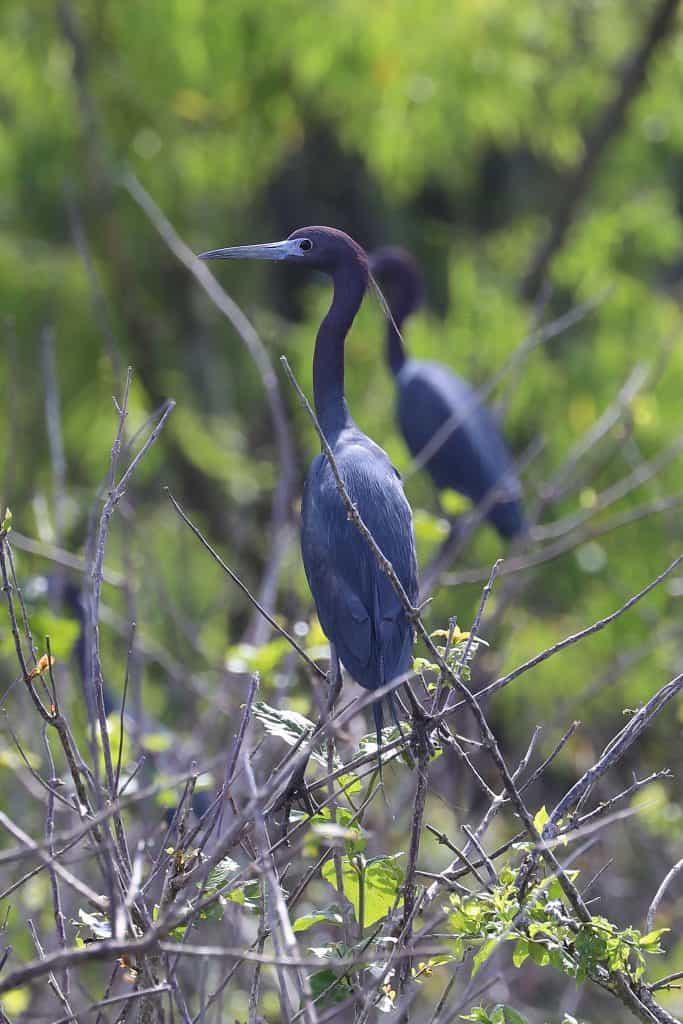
top-left (471, 936), bottom-right (502, 977)
top-left (200, 855), bottom-right (261, 915)
top-left (225, 638), bottom-right (291, 676)
top-left (293, 905), bottom-right (344, 933)
top-left (76, 909), bottom-right (113, 943)
top-left (251, 700), bottom-right (324, 765)
top-left (205, 855), bottom-right (241, 891)
top-left (461, 1006), bottom-right (530, 1024)
top-left (321, 854), bottom-right (404, 928)
top-left (447, 867), bottom-right (668, 987)
top-left (532, 804), bottom-right (549, 834)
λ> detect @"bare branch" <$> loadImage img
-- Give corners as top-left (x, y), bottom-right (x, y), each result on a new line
top-left (646, 856), bottom-right (683, 933)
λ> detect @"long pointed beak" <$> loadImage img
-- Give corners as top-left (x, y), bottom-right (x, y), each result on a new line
top-left (198, 239), bottom-right (301, 262)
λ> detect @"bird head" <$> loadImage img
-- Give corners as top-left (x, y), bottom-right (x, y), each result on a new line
top-left (199, 226), bottom-right (369, 280)
top-left (369, 246), bottom-right (425, 320)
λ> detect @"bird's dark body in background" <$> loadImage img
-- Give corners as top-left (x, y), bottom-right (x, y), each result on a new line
top-left (201, 227), bottom-right (419, 759)
top-left (42, 576), bottom-right (117, 714)
top-left (370, 247), bottom-right (525, 540)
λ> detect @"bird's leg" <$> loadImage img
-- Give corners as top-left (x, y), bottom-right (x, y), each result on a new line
top-left (277, 731), bottom-right (317, 833)
top-left (404, 678), bottom-right (454, 760)
top-left (402, 684), bottom-right (430, 766)
top-left (327, 644), bottom-right (343, 712)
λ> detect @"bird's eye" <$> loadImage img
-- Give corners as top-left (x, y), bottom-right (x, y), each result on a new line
top-left (299, 238), bottom-right (313, 252)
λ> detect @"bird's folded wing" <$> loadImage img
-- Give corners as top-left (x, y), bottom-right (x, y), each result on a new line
top-left (325, 573), bottom-right (373, 671)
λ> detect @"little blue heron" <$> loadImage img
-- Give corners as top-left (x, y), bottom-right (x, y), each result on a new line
top-left (200, 227), bottom-right (419, 770)
top-left (370, 247), bottom-right (525, 540)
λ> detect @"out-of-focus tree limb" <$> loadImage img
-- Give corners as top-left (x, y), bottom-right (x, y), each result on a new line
top-left (521, 0), bottom-right (682, 301)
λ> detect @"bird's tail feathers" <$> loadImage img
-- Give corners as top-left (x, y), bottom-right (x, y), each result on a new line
top-left (386, 689), bottom-right (406, 743)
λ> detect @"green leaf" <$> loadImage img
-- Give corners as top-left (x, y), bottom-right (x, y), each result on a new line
top-left (413, 656), bottom-right (438, 674)
top-left (460, 1008), bottom-right (494, 1023)
top-left (512, 938), bottom-right (529, 968)
top-left (225, 881), bottom-right (261, 911)
top-left (251, 701), bottom-right (325, 766)
top-left (502, 1008), bottom-right (530, 1024)
top-left (364, 855), bottom-right (405, 925)
top-left (336, 808), bottom-right (367, 855)
top-left (533, 805), bottom-right (549, 833)
top-left (528, 941), bottom-right (550, 966)
top-left (337, 771), bottom-right (362, 797)
top-left (549, 948), bottom-right (567, 972)
top-left (204, 856), bottom-right (260, 910)
top-left (206, 856), bottom-right (240, 891)
top-left (471, 938), bottom-right (498, 977)
top-left (321, 854), bottom-right (404, 927)
top-left (293, 906), bottom-right (344, 933)
top-left (308, 968), bottom-right (352, 1007)
top-left (77, 909), bottom-right (111, 941)
top-left (639, 928), bottom-right (669, 950)
top-left (547, 878), bottom-right (564, 901)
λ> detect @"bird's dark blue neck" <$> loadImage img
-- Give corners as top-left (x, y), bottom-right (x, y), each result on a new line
top-left (313, 263), bottom-right (367, 441)
top-left (386, 315), bottom-right (408, 376)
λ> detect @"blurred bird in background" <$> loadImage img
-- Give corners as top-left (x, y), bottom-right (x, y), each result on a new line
top-left (370, 246), bottom-right (525, 541)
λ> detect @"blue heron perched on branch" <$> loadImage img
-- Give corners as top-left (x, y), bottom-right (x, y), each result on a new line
top-left (200, 227), bottom-right (419, 770)
top-left (370, 246), bottom-right (525, 540)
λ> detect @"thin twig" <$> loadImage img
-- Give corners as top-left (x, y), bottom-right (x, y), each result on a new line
top-left (167, 490), bottom-right (326, 681)
top-left (646, 856), bottom-right (683, 933)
